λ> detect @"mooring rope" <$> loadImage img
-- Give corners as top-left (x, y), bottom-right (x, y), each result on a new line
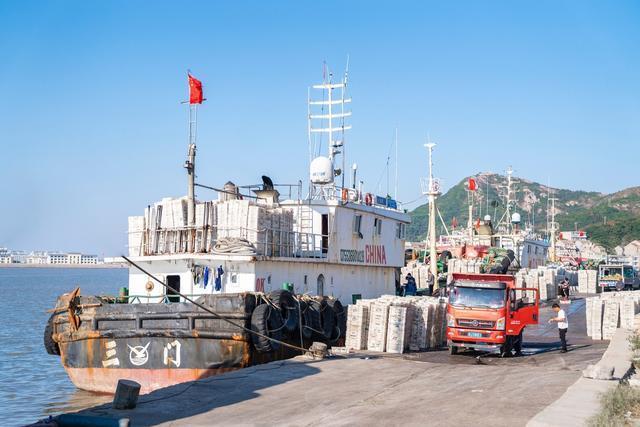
top-left (121, 255), bottom-right (308, 354)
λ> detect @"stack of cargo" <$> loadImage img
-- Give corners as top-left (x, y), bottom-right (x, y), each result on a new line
top-left (578, 270), bottom-right (599, 294)
top-left (585, 291), bottom-right (640, 340)
top-left (366, 302), bottom-right (392, 352)
top-left (217, 200), bottom-right (294, 257)
top-left (410, 300), bottom-right (435, 351)
top-left (130, 197), bottom-right (296, 257)
top-left (386, 305), bottom-right (414, 353)
top-left (127, 216), bottom-right (145, 256)
top-left (345, 304), bottom-right (370, 351)
top-left (345, 296), bottom-right (446, 354)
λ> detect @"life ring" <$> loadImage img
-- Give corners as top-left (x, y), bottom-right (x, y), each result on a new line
top-left (341, 188), bottom-right (348, 202)
top-left (365, 193), bottom-right (373, 206)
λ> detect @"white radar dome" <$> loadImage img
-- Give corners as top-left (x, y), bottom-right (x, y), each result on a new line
top-left (511, 212), bottom-right (521, 224)
top-left (310, 156), bottom-right (334, 184)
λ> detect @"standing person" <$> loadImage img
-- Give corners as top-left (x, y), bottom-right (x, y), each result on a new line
top-left (404, 273), bottom-right (417, 296)
top-left (560, 278), bottom-right (570, 301)
top-left (427, 270), bottom-right (435, 296)
top-left (548, 303), bottom-right (568, 353)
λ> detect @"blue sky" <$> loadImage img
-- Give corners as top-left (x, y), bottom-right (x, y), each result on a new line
top-left (1, 1), bottom-right (639, 255)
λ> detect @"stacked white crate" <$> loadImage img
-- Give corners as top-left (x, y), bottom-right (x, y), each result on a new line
top-left (588, 270), bottom-right (599, 294)
top-left (586, 291), bottom-right (640, 340)
top-left (620, 298), bottom-right (636, 330)
top-left (409, 301), bottom-right (434, 351)
top-left (367, 302), bottom-right (391, 352)
top-left (386, 305), bottom-right (414, 353)
top-left (345, 304), bottom-right (370, 351)
top-left (585, 297), bottom-right (593, 338)
top-left (127, 216), bottom-right (145, 256)
top-left (591, 298), bottom-right (604, 340)
top-left (602, 300), bottom-right (620, 340)
top-left (345, 296), bottom-right (445, 354)
top-left (544, 269), bottom-right (557, 300)
top-left (578, 270), bottom-right (588, 294)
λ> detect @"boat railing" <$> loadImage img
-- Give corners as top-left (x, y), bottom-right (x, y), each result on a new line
top-left (332, 186), bottom-right (403, 212)
top-left (127, 294), bottom-right (205, 304)
top-left (133, 224), bottom-right (328, 259)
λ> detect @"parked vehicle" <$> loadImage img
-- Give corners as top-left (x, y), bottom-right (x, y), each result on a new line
top-left (446, 272), bottom-right (539, 357)
top-left (598, 264), bottom-right (639, 291)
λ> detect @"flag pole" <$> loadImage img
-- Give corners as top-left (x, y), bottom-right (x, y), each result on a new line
top-left (185, 77), bottom-right (197, 252)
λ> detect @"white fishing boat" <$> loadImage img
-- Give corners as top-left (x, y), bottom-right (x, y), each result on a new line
top-left (45, 66), bottom-right (411, 394)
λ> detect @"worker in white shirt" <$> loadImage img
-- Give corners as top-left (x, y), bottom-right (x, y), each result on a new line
top-left (548, 303), bottom-right (568, 353)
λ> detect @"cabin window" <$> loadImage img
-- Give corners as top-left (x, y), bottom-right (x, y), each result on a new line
top-left (396, 223), bottom-right (406, 239)
top-left (167, 275), bottom-right (180, 303)
top-left (353, 215), bottom-right (363, 237)
top-left (304, 275), bottom-right (308, 285)
top-left (373, 218), bottom-right (382, 236)
top-left (527, 245), bottom-right (531, 254)
top-left (231, 273), bottom-right (238, 284)
top-left (535, 247), bottom-right (538, 255)
top-left (321, 214), bottom-right (329, 254)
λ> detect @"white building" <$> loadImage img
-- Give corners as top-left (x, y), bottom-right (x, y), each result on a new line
top-left (26, 251), bottom-right (49, 264)
top-left (48, 253), bottom-right (68, 264)
top-left (80, 254), bottom-right (98, 264)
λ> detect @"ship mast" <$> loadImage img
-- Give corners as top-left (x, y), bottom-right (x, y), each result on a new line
top-left (548, 196), bottom-right (558, 262)
top-left (308, 62), bottom-right (352, 199)
top-left (423, 142), bottom-right (440, 286)
top-left (186, 103), bottom-right (197, 229)
top-left (184, 73), bottom-right (203, 252)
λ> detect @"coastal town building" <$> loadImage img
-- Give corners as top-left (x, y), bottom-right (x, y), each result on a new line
top-left (0, 248), bottom-right (101, 265)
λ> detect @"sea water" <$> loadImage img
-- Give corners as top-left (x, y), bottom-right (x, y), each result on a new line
top-left (0, 267), bottom-right (127, 426)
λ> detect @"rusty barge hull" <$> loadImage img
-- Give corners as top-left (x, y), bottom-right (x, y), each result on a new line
top-left (50, 292), bottom-right (300, 394)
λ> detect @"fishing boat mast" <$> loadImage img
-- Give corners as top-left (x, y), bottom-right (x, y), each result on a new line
top-left (308, 62), bottom-right (352, 199)
top-left (184, 73), bottom-right (203, 251)
top-left (423, 142), bottom-right (440, 282)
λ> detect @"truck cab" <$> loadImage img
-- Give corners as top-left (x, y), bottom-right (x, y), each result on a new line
top-left (446, 273), bottom-right (539, 357)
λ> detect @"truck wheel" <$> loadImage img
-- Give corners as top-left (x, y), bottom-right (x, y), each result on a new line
top-left (500, 337), bottom-right (512, 358)
top-left (449, 345), bottom-right (458, 355)
top-left (514, 332), bottom-right (523, 356)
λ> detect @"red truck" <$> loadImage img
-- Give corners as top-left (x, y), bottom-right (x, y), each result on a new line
top-left (446, 273), bottom-right (539, 357)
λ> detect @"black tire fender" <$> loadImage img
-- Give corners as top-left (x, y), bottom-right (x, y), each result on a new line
top-left (316, 298), bottom-right (336, 341)
top-left (250, 304), bottom-right (284, 353)
top-left (326, 299), bottom-right (346, 341)
top-left (44, 314), bottom-right (60, 356)
top-left (268, 289), bottom-right (300, 333)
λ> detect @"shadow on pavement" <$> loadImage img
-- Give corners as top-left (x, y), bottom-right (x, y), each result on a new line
top-left (71, 359), bottom-right (322, 426)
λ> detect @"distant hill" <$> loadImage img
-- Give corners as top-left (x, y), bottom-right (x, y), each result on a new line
top-left (406, 173), bottom-right (640, 251)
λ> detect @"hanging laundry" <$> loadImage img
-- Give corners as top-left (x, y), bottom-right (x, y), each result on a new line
top-left (203, 266), bottom-right (210, 289)
top-left (215, 265), bottom-right (224, 291)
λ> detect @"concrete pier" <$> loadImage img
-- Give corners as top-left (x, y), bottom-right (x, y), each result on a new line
top-left (67, 299), bottom-right (608, 426)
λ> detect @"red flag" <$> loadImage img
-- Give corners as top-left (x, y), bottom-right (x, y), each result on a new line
top-left (188, 73), bottom-right (203, 104)
top-left (468, 177), bottom-right (477, 191)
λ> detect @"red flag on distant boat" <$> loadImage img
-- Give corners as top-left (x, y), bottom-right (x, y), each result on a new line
top-left (468, 178), bottom-right (477, 191)
top-left (188, 73), bottom-right (203, 104)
